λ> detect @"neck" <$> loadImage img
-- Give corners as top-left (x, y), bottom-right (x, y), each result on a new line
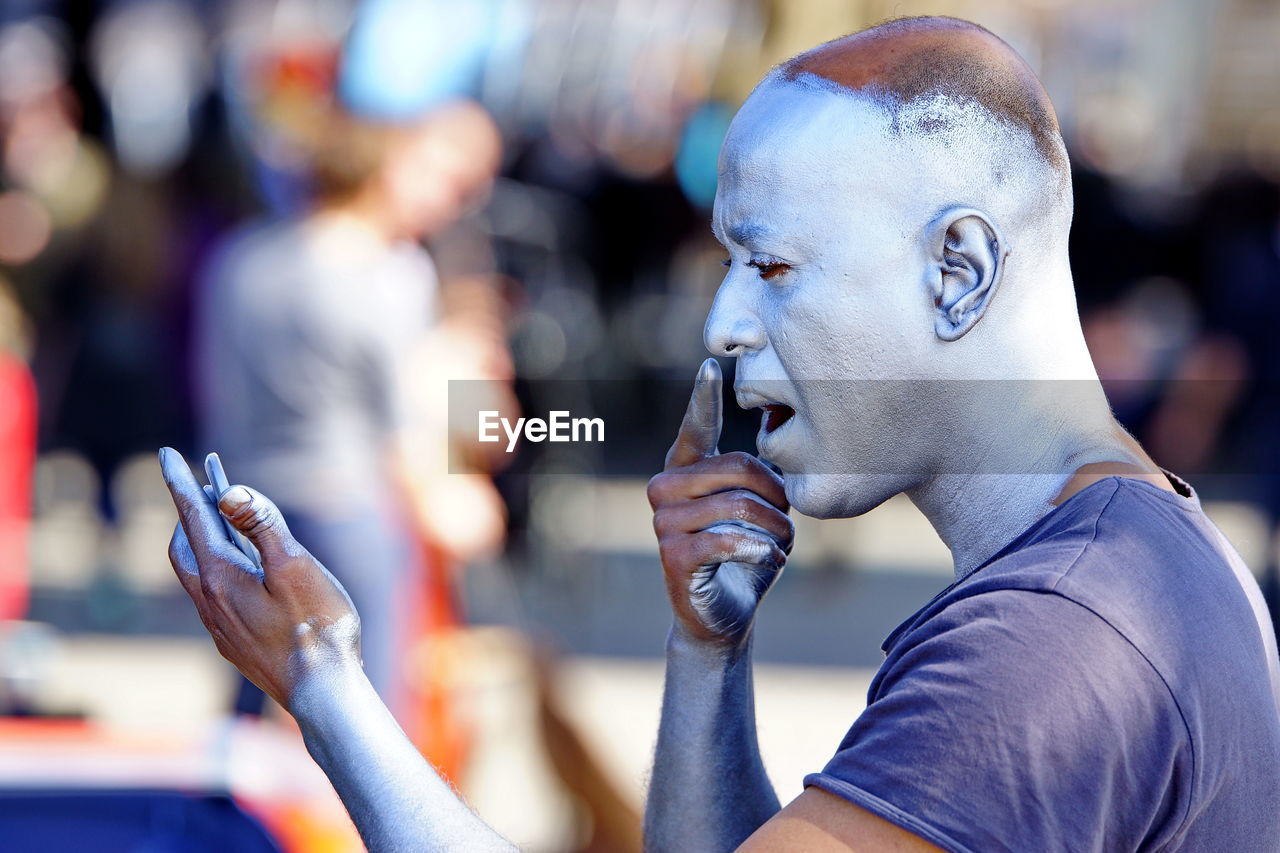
top-left (905, 352), bottom-right (1167, 579)
top-left (910, 474), bottom-right (1058, 578)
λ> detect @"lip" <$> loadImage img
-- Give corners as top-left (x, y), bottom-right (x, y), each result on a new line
top-left (734, 386), bottom-right (775, 411)
top-left (735, 383), bottom-right (799, 452)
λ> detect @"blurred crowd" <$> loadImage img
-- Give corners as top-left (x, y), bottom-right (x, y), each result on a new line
top-left (0, 0), bottom-right (1278, 847)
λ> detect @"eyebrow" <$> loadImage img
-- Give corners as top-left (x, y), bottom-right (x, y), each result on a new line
top-left (713, 221), bottom-right (774, 248)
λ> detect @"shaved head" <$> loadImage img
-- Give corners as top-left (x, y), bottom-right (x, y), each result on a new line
top-left (705, 17), bottom-right (1089, 520)
top-left (780, 16), bottom-right (1067, 177)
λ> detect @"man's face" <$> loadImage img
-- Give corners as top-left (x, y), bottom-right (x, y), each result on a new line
top-left (708, 79), bottom-right (942, 518)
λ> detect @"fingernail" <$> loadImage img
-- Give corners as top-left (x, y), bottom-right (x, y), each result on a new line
top-left (698, 358), bottom-right (719, 382)
top-left (219, 485), bottom-right (252, 514)
top-left (158, 447), bottom-right (168, 464)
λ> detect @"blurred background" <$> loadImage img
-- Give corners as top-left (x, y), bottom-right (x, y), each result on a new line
top-left (0, 0), bottom-right (1278, 850)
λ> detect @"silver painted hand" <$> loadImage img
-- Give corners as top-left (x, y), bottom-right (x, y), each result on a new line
top-left (648, 359), bottom-right (793, 648)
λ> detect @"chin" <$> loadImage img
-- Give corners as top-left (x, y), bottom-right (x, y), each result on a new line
top-left (782, 472), bottom-right (908, 520)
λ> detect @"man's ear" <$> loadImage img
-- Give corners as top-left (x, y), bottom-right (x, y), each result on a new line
top-left (925, 208), bottom-right (1007, 342)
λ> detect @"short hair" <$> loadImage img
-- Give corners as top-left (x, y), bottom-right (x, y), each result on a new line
top-left (300, 110), bottom-right (391, 203)
top-left (778, 17), bottom-right (1068, 177)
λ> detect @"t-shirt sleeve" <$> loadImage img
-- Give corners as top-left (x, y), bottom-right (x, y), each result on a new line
top-left (805, 589), bottom-right (1191, 853)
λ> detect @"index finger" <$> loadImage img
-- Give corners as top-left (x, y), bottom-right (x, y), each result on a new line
top-left (665, 358), bottom-right (723, 471)
top-left (158, 446), bottom-right (229, 561)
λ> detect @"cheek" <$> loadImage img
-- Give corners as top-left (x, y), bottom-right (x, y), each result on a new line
top-left (797, 381), bottom-right (934, 474)
top-left (764, 285), bottom-right (861, 380)
top-left (767, 269), bottom-right (923, 382)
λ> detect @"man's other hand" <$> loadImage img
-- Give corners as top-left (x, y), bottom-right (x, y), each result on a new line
top-left (647, 359), bottom-right (793, 648)
top-left (159, 447), bottom-right (361, 711)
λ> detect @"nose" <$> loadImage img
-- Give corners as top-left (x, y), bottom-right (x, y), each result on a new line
top-left (704, 278), bottom-right (767, 357)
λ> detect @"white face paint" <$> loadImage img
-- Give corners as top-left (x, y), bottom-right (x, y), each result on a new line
top-left (708, 75), bottom-right (1086, 520)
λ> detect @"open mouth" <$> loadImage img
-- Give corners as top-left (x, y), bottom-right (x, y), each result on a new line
top-left (761, 404), bottom-right (795, 434)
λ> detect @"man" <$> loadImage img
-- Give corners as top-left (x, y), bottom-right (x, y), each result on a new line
top-left (161, 17), bottom-right (1280, 852)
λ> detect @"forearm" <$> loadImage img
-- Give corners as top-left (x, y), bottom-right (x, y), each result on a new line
top-left (291, 660), bottom-right (515, 853)
top-left (644, 627), bottom-right (780, 853)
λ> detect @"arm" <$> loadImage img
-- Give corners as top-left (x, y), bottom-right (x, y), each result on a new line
top-left (644, 364), bottom-right (944, 853)
top-left (738, 789), bottom-right (945, 852)
top-left (292, 658), bottom-right (510, 852)
top-left (647, 629), bottom-right (780, 851)
top-left (643, 360), bottom-right (793, 851)
top-left (158, 448), bottom-right (514, 853)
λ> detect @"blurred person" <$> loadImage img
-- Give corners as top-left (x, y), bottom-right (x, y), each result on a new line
top-left (162, 17), bottom-right (1280, 853)
top-left (0, 279), bottom-right (35, 622)
top-left (195, 98), bottom-right (502, 717)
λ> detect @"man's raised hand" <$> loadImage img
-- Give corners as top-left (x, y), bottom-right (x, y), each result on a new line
top-left (159, 447), bottom-right (361, 711)
top-left (647, 359), bottom-right (793, 648)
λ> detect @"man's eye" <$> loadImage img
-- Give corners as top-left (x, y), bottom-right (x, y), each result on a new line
top-left (721, 257), bottom-right (731, 268)
top-left (748, 260), bottom-right (790, 280)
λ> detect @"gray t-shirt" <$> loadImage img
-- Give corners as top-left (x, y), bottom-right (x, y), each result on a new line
top-left (806, 476), bottom-right (1280, 852)
top-left (196, 216), bottom-right (435, 514)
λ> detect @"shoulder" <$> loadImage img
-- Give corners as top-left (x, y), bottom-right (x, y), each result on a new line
top-left (387, 241), bottom-right (438, 284)
top-left (1035, 477), bottom-right (1266, 686)
top-left (802, 480), bottom-right (1252, 852)
top-left (881, 586), bottom-right (1163, 699)
top-left (811, 587), bottom-right (1192, 852)
top-left (870, 582), bottom-right (1186, 748)
top-left (922, 477), bottom-right (1218, 637)
top-left (199, 219), bottom-right (309, 320)
top-left (205, 220), bottom-right (297, 283)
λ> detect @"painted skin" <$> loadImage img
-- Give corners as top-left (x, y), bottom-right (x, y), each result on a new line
top-left (161, 17), bottom-right (1176, 853)
top-left (644, 20), bottom-right (1173, 853)
top-left (159, 448), bottom-right (514, 853)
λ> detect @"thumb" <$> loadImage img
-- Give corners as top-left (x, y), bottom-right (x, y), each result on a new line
top-left (218, 485), bottom-right (295, 566)
top-left (665, 358), bottom-right (723, 471)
